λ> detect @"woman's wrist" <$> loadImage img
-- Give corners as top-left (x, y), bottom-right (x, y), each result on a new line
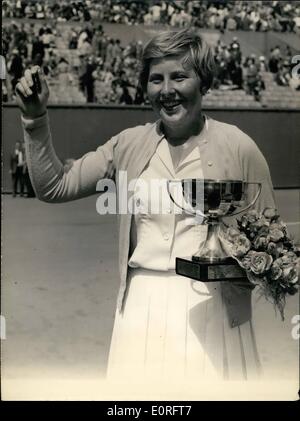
top-left (21, 109), bottom-right (47, 120)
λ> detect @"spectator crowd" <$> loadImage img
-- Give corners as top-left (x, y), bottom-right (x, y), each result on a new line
top-left (3, 3), bottom-right (300, 105)
top-left (2, 19), bottom-right (147, 104)
top-left (3, 1), bottom-right (300, 32)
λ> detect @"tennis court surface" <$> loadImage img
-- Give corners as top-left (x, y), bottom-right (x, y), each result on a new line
top-left (2, 195), bottom-right (119, 380)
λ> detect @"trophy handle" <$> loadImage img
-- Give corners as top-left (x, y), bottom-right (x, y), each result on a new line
top-left (227, 182), bottom-right (262, 217)
top-left (166, 180), bottom-right (206, 218)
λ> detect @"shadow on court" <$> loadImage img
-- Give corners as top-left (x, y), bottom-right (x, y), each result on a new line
top-left (2, 195), bottom-right (119, 380)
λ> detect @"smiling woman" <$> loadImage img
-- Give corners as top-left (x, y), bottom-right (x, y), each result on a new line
top-left (15, 28), bottom-right (297, 392)
top-left (147, 56), bottom-right (204, 143)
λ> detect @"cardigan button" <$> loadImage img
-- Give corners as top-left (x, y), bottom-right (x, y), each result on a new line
top-left (207, 161), bottom-right (213, 167)
top-left (163, 233), bottom-right (170, 240)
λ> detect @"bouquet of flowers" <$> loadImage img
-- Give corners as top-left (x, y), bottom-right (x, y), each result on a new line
top-left (220, 208), bottom-right (299, 320)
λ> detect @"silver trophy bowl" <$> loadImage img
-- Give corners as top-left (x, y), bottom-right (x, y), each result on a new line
top-left (167, 179), bottom-right (261, 263)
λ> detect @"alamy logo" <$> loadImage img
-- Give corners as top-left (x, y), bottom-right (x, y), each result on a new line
top-left (95, 171), bottom-right (205, 224)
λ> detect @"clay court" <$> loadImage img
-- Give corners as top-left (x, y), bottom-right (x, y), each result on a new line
top-left (2, 195), bottom-right (119, 380)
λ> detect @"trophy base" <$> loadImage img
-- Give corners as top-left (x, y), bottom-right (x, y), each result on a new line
top-left (176, 257), bottom-right (247, 282)
top-left (192, 255), bottom-right (233, 264)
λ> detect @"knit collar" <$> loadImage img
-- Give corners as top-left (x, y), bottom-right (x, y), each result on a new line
top-left (155, 113), bottom-right (209, 139)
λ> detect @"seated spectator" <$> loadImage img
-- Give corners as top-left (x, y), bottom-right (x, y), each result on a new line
top-left (226, 15), bottom-right (238, 30)
top-left (215, 57), bottom-right (229, 85)
top-left (239, 9), bottom-right (251, 30)
top-left (91, 26), bottom-right (104, 55)
top-left (150, 3), bottom-right (162, 24)
top-left (230, 42), bottom-right (242, 64)
top-left (14, 23), bottom-right (27, 46)
top-left (24, 2), bottom-right (36, 19)
top-left (27, 22), bottom-right (36, 43)
top-left (245, 58), bottom-right (265, 101)
top-left (57, 57), bottom-right (72, 85)
top-left (69, 29), bottom-right (78, 50)
top-left (78, 35), bottom-right (92, 57)
top-left (230, 37), bottom-right (241, 51)
top-left (112, 39), bottom-right (122, 61)
top-left (31, 35), bottom-right (45, 64)
top-left (109, 80), bottom-right (122, 103)
top-left (258, 56), bottom-right (268, 72)
top-left (105, 38), bottom-right (115, 66)
top-left (42, 27), bottom-right (54, 50)
top-left (143, 11), bottom-right (153, 25)
top-left (119, 86), bottom-right (133, 105)
top-left (77, 29), bottom-right (89, 50)
top-left (44, 49), bottom-right (58, 77)
top-left (35, 2), bottom-right (45, 20)
top-left (18, 40), bottom-right (28, 59)
top-left (268, 48), bottom-right (281, 73)
top-left (275, 62), bottom-right (291, 86)
top-left (15, 0), bottom-right (24, 18)
top-left (231, 63), bottom-right (243, 89)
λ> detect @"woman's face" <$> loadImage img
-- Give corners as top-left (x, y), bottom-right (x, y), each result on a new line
top-left (147, 55), bottom-right (203, 135)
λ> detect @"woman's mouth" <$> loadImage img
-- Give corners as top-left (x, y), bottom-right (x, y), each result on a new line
top-left (160, 100), bottom-right (182, 112)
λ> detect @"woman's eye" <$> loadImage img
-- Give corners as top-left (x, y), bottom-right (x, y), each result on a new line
top-left (149, 76), bottom-right (162, 84)
top-left (174, 75), bottom-right (187, 82)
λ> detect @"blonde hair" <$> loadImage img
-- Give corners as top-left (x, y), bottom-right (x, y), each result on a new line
top-left (139, 28), bottom-right (216, 95)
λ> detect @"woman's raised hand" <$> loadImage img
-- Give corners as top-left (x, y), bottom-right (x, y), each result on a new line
top-left (15, 66), bottom-right (49, 119)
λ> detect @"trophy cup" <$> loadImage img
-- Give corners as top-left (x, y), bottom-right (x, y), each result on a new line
top-left (167, 179), bottom-right (261, 282)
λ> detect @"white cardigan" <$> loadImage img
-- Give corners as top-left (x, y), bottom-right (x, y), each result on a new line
top-left (21, 112), bottom-right (276, 326)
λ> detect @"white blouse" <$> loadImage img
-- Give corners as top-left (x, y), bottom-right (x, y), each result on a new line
top-left (128, 119), bottom-right (209, 271)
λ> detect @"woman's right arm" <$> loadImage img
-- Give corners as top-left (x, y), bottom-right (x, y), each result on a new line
top-left (16, 66), bottom-right (118, 202)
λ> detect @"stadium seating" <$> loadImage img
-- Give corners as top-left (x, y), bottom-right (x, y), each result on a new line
top-left (4, 18), bottom-right (300, 108)
top-left (203, 75), bottom-right (300, 108)
top-left (40, 22), bottom-right (300, 108)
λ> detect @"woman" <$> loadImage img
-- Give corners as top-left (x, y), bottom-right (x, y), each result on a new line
top-left (57, 57), bottom-right (71, 86)
top-left (15, 29), bottom-right (293, 385)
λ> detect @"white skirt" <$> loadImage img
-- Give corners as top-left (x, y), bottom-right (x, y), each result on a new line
top-left (107, 268), bottom-right (299, 384)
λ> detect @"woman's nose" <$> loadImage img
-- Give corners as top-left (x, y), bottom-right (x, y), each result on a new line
top-left (160, 79), bottom-right (175, 97)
